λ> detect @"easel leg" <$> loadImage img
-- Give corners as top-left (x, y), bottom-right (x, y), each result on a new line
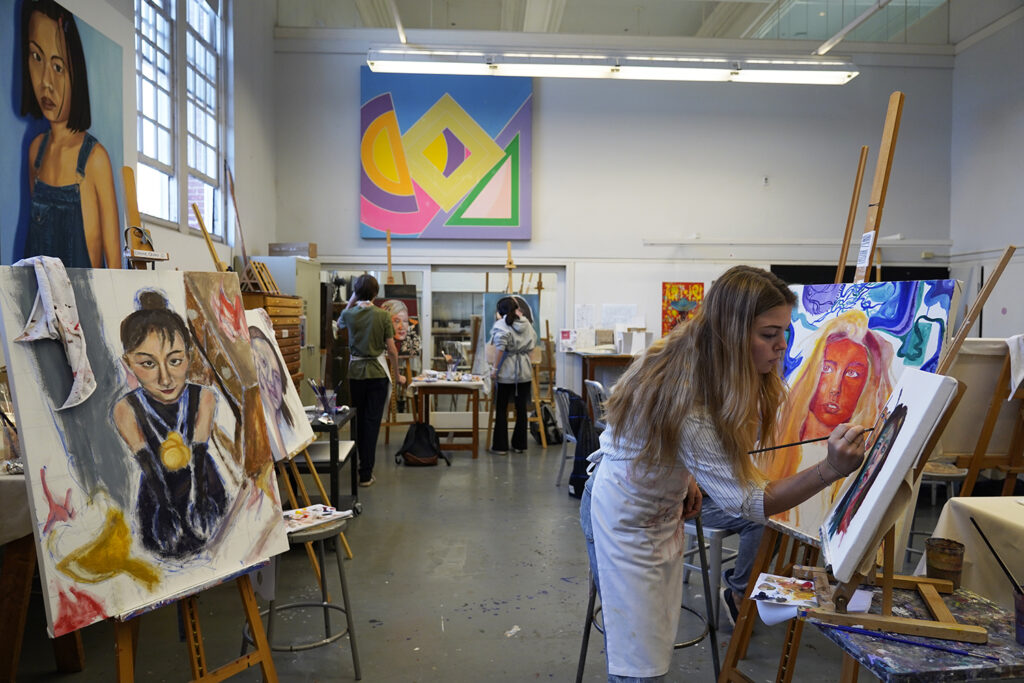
top-left (531, 365), bottom-right (547, 448)
top-left (114, 619), bottom-right (138, 683)
top-left (719, 526), bottom-right (779, 682)
top-left (181, 596), bottom-right (207, 680)
top-left (278, 461), bottom-right (324, 585)
top-left (774, 544), bottom-right (819, 683)
top-left (237, 575), bottom-right (279, 683)
top-left (840, 653), bottom-right (860, 683)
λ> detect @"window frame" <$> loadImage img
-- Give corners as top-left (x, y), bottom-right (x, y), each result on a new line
top-left (134, 0), bottom-right (230, 242)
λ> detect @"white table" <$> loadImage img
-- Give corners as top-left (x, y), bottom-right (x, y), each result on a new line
top-left (0, 473), bottom-right (31, 545)
top-left (914, 496), bottom-right (1024, 611)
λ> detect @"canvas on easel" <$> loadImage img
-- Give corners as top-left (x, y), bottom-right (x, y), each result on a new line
top-left (758, 279), bottom-right (960, 540)
top-left (246, 308), bottom-right (315, 461)
top-left (0, 267), bottom-right (288, 637)
top-left (820, 368), bottom-right (958, 584)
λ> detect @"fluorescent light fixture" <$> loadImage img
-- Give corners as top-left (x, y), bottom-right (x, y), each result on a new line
top-left (367, 47), bottom-right (859, 85)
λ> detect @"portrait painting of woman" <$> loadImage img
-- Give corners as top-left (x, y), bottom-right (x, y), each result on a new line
top-left (19, 0), bottom-right (121, 268)
top-left (112, 290), bottom-right (227, 559)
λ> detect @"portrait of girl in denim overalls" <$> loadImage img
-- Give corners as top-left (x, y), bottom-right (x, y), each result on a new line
top-left (20, 0), bottom-right (121, 268)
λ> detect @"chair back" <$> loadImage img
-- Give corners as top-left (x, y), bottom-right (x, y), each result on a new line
top-left (553, 388), bottom-right (579, 444)
top-left (584, 380), bottom-right (610, 432)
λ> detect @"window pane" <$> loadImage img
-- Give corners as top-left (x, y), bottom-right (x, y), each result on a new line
top-left (158, 127), bottom-right (171, 164)
top-left (187, 175), bottom-right (219, 236)
top-left (142, 118), bottom-right (156, 158)
top-left (137, 162), bottom-right (173, 221)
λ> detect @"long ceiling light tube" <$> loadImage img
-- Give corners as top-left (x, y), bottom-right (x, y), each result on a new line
top-left (367, 47), bottom-right (859, 85)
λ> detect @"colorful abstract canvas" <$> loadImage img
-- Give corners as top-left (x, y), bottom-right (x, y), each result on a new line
top-left (359, 67), bottom-right (532, 239)
top-left (0, 268), bottom-right (287, 636)
top-left (661, 282), bottom-right (704, 336)
top-left (246, 309), bottom-right (314, 461)
top-left (757, 280), bottom-right (959, 540)
top-left (820, 368), bottom-right (958, 583)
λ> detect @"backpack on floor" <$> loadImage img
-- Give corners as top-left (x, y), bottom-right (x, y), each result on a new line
top-left (568, 415), bottom-right (599, 499)
top-left (395, 422), bottom-right (451, 466)
top-left (529, 403), bottom-right (563, 446)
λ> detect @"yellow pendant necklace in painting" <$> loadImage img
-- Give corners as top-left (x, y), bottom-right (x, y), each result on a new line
top-left (141, 389), bottom-right (191, 471)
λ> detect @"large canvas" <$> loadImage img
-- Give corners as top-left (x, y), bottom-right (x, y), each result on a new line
top-left (0, 267), bottom-right (287, 636)
top-left (359, 67), bottom-right (532, 240)
top-left (246, 309), bottom-right (314, 461)
top-left (758, 280), bottom-right (958, 539)
top-left (661, 282), bottom-right (704, 336)
top-left (2, 0), bottom-right (126, 266)
top-left (820, 368), bottom-right (958, 583)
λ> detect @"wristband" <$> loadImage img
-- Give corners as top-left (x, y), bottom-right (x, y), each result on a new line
top-left (816, 461), bottom-right (828, 487)
top-left (824, 458), bottom-right (845, 479)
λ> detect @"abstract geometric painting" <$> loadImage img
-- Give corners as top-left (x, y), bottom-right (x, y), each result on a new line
top-left (661, 282), bottom-right (704, 336)
top-left (821, 368), bottom-right (958, 583)
top-left (360, 67), bottom-right (532, 239)
top-left (757, 280), bottom-right (959, 540)
top-left (0, 267), bottom-right (287, 636)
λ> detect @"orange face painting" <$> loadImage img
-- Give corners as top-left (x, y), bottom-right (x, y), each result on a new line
top-left (808, 337), bottom-right (869, 430)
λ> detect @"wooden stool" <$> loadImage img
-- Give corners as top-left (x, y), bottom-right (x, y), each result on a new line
top-left (243, 518), bottom-right (361, 679)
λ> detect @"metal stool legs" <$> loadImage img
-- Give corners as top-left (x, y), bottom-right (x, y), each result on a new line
top-left (575, 514), bottom-right (720, 682)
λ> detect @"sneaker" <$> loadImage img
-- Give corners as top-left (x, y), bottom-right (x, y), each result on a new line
top-left (488, 447), bottom-right (508, 455)
top-left (511, 447), bottom-right (525, 454)
top-left (358, 475), bottom-right (376, 487)
top-left (721, 586), bottom-right (739, 628)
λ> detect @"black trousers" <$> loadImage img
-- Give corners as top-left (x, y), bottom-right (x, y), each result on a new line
top-left (493, 381), bottom-right (531, 451)
top-left (349, 377), bottom-right (389, 480)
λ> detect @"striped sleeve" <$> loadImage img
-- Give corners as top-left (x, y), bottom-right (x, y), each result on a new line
top-left (680, 414), bottom-right (767, 524)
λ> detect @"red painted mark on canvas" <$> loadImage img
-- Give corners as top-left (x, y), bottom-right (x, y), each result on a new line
top-left (53, 585), bottom-right (107, 636)
top-left (40, 467), bottom-right (74, 533)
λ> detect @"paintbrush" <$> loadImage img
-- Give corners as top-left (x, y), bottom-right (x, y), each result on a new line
top-left (969, 516), bottom-right (1024, 596)
top-left (749, 427), bottom-right (874, 455)
top-left (812, 622), bottom-right (1000, 661)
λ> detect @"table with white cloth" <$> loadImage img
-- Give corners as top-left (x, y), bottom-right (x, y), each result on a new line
top-left (914, 496), bottom-right (1024, 611)
top-left (410, 376), bottom-right (489, 459)
top-left (0, 472), bottom-right (84, 676)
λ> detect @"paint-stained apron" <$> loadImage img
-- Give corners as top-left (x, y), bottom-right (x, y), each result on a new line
top-left (590, 447), bottom-right (693, 678)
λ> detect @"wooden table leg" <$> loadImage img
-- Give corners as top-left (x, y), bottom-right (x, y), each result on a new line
top-left (472, 388), bottom-right (480, 458)
top-left (840, 652), bottom-right (860, 683)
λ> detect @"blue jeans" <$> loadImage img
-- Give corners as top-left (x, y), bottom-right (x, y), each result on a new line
top-left (698, 496), bottom-right (765, 596)
top-left (580, 474), bottom-right (667, 683)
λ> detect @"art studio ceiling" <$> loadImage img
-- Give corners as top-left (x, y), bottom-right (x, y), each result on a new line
top-left (277, 0), bottom-right (1024, 51)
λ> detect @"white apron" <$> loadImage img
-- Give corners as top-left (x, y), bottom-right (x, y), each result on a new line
top-left (590, 441), bottom-right (693, 678)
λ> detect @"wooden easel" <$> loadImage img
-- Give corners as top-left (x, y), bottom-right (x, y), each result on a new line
top-left (853, 91), bottom-right (904, 284)
top-left (121, 167), bottom-right (169, 270)
top-left (113, 573), bottom-right (277, 682)
top-left (191, 202), bottom-right (228, 274)
top-left (945, 245), bottom-right (1023, 496)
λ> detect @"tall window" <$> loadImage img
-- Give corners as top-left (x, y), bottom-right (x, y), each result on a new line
top-left (135, 0), bottom-right (226, 239)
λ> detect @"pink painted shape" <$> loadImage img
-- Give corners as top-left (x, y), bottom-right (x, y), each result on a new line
top-left (460, 158), bottom-right (512, 220)
top-left (54, 585), bottom-right (108, 637)
top-left (41, 467), bottom-right (74, 534)
top-left (361, 181), bottom-right (441, 235)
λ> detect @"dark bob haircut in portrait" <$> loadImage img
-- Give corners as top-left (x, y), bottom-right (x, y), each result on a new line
top-left (20, 0), bottom-right (92, 133)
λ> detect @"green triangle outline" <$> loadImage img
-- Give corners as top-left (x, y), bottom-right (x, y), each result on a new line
top-left (446, 135), bottom-right (520, 227)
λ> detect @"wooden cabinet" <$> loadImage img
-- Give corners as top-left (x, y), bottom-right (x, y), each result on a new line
top-left (250, 256), bottom-right (322, 404)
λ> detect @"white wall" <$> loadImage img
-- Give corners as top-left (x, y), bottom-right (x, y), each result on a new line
top-left (273, 31), bottom-right (955, 271)
top-left (950, 11), bottom-right (1024, 337)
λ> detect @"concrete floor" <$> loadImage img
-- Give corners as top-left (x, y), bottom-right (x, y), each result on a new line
top-left (15, 429), bottom-right (954, 682)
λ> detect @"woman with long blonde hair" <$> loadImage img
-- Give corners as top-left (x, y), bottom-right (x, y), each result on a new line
top-left (583, 266), bottom-right (868, 681)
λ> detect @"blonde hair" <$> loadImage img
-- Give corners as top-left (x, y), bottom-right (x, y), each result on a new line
top-left (604, 266), bottom-right (795, 484)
